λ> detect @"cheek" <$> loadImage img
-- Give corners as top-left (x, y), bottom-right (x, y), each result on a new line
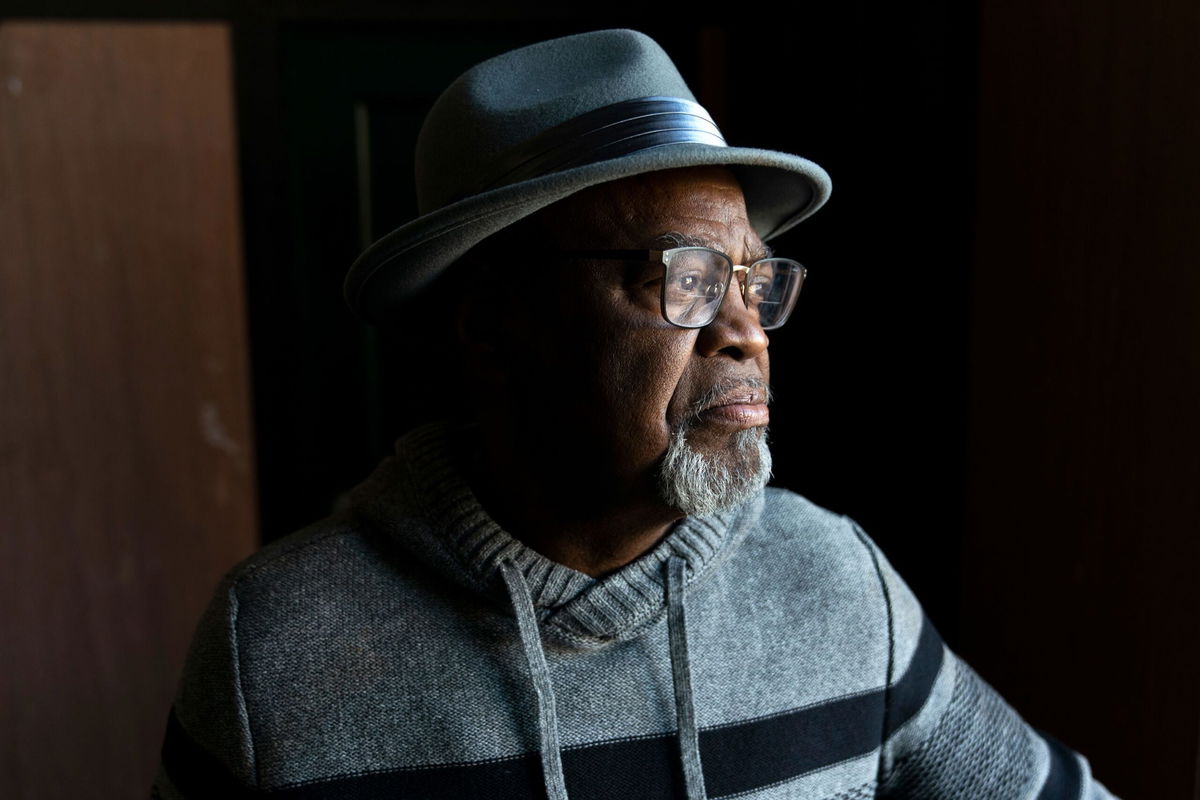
top-left (593, 318), bottom-right (696, 444)
top-left (549, 278), bottom-right (697, 462)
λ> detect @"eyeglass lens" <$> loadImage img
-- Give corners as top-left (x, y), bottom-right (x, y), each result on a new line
top-left (663, 248), bottom-right (804, 329)
top-left (663, 249), bottom-right (729, 327)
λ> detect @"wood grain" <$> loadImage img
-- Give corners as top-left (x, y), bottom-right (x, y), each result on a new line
top-left (0, 21), bottom-right (258, 799)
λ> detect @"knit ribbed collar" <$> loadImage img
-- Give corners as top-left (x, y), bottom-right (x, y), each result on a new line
top-left (346, 421), bottom-right (763, 648)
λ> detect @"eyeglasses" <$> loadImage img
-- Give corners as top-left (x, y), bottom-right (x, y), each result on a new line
top-left (560, 247), bottom-right (807, 330)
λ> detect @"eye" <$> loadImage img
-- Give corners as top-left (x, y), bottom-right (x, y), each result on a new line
top-left (746, 274), bottom-right (771, 301)
top-left (672, 271), bottom-right (724, 297)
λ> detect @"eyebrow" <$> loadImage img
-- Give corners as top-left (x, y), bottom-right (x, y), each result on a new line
top-left (654, 231), bottom-right (773, 261)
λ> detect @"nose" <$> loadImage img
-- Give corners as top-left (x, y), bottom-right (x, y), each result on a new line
top-left (694, 272), bottom-right (769, 360)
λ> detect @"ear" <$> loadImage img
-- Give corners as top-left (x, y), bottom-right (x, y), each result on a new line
top-left (450, 226), bottom-right (540, 383)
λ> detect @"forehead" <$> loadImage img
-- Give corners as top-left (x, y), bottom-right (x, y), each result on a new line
top-left (529, 166), bottom-right (765, 259)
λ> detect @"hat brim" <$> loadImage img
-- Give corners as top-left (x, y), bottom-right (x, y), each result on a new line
top-left (345, 143), bottom-right (831, 324)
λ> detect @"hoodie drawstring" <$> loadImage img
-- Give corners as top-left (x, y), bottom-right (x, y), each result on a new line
top-left (500, 561), bottom-right (569, 800)
top-left (500, 556), bottom-right (707, 800)
top-left (667, 555), bottom-right (708, 800)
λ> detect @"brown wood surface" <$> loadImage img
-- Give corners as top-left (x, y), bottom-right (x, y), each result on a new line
top-left (0, 21), bottom-right (258, 799)
top-left (965, 2), bottom-right (1200, 797)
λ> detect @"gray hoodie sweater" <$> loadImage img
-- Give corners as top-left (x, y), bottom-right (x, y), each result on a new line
top-left (153, 422), bottom-right (1115, 799)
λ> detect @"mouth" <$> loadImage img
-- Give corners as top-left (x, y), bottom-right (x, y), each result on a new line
top-left (693, 379), bottom-right (771, 430)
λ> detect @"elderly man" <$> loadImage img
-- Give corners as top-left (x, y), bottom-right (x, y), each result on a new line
top-left (154, 30), bottom-right (1114, 800)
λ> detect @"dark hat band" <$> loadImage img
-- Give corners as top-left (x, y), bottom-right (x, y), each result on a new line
top-left (466, 96), bottom-right (727, 201)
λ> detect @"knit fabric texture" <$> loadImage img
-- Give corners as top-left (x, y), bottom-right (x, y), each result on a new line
top-left (153, 422), bottom-right (1118, 799)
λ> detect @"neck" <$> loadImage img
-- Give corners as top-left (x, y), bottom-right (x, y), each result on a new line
top-left (467, 426), bottom-right (682, 578)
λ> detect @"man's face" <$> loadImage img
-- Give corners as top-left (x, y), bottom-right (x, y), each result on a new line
top-left (487, 166), bottom-right (772, 515)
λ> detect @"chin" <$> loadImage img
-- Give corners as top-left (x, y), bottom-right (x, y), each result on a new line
top-left (655, 425), bottom-right (773, 516)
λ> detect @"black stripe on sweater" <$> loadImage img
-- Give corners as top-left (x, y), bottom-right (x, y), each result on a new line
top-left (161, 619), bottom-right (945, 799)
top-left (1036, 732), bottom-right (1084, 799)
top-left (884, 615), bottom-right (946, 739)
top-left (161, 708), bottom-right (258, 799)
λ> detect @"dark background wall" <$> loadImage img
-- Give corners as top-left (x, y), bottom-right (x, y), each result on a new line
top-left (963, 0), bottom-right (1200, 794)
top-left (2, 3), bottom-right (1196, 798)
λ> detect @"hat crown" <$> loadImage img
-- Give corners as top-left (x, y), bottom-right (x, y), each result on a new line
top-left (415, 29), bottom-right (697, 214)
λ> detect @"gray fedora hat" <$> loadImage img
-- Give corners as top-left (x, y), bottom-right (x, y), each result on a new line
top-left (344, 29), bottom-right (832, 324)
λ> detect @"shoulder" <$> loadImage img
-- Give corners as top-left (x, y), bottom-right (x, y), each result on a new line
top-left (210, 512), bottom-right (419, 637)
top-left (749, 487), bottom-right (933, 664)
top-left (750, 486), bottom-right (881, 575)
top-left (221, 515), bottom-right (354, 589)
top-left (754, 489), bottom-right (950, 738)
top-left (719, 488), bottom-right (900, 644)
top-left (758, 484), bottom-right (841, 523)
top-left (165, 518), bottom-right (373, 788)
top-left (227, 513), bottom-right (373, 582)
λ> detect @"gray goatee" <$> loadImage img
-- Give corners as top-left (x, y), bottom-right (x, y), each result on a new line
top-left (656, 379), bottom-right (773, 516)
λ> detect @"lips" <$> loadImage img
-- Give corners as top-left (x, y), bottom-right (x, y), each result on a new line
top-left (696, 386), bottom-right (770, 429)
